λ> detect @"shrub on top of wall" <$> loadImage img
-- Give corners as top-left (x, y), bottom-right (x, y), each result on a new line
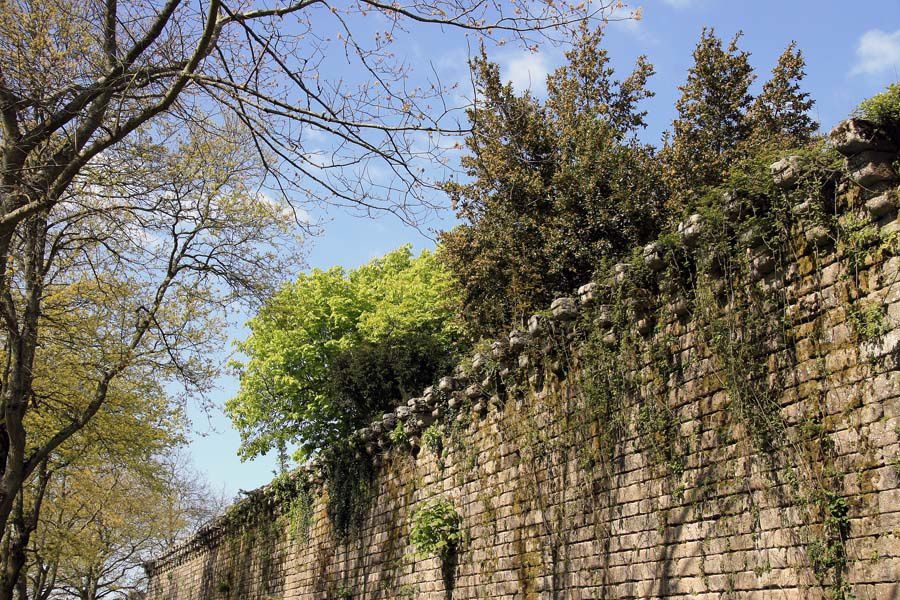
top-left (856, 82), bottom-right (900, 133)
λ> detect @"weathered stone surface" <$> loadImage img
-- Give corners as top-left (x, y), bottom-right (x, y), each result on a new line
top-left (672, 298), bottom-right (691, 316)
top-left (721, 191), bottom-right (745, 220)
top-left (595, 304), bottom-right (614, 327)
top-left (464, 383), bottom-right (482, 400)
top-left (829, 118), bottom-right (897, 155)
top-left (771, 155), bottom-right (803, 189)
top-left (148, 154), bottom-right (900, 600)
top-left (527, 313), bottom-right (545, 336)
top-left (793, 197), bottom-right (817, 217)
top-left (550, 296), bottom-right (577, 320)
top-left (508, 329), bottom-right (528, 353)
top-left (678, 213), bottom-right (703, 247)
top-left (438, 376), bottom-right (456, 393)
top-left (848, 151), bottom-right (897, 187)
top-left (804, 224), bottom-right (831, 248)
top-left (577, 281), bottom-right (601, 305)
top-left (635, 317), bottom-right (653, 335)
top-left (643, 242), bottom-right (666, 271)
top-left (613, 261), bottom-right (630, 284)
top-left (865, 192), bottom-right (897, 219)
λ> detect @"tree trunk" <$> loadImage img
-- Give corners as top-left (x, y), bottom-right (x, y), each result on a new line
top-left (0, 460), bottom-right (50, 600)
top-left (0, 214), bottom-right (48, 539)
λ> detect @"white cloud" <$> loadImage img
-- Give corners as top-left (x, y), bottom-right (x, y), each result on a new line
top-left (851, 29), bottom-right (900, 76)
top-left (609, 6), bottom-right (659, 44)
top-left (503, 51), bottom-right (550, 96)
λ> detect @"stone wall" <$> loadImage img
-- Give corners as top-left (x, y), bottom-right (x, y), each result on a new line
top-left (146, 119), bottom-right (900, 600)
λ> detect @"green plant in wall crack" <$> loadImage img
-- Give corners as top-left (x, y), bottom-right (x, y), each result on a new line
top-left (636, 399), bottom-right (685, 482)
top-left (422, 423), bottom-right (445, 469)
top-left (410, 497), bottom-right (462, 559)
top-left (324, 444), bottom-right (377, 538)
top-left (838, 214), bottom-right (898, 287)
top-left (410, 497), bottom-right (462, 598)
top-left (847, 300), bottom-right (890, 344)
top-left (807, 489), bottom-right (852, 599)
top-left (389, 421), bottom-right (409, 447)
top-left (217, 579), bottom-right (231, 596)
top-left (285, 486), bottom-right (315, 543)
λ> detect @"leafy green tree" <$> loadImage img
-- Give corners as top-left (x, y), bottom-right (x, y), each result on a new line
top-left (440, 27), bottom-right (665, 339)
top-left (749, 42), bottom-right (818, 146)
top-left (0, 129), bottom-right (298, 600)
top-left (1, 271), bottom-right (224, 600)
top-left (227, 246), bottom-right (462, 460)
top-left (662, 29), bottom-right (755, 212)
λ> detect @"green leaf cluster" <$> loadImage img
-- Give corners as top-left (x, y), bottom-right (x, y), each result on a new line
top-left (409, 497), bottom-right (462, 559)
top-left (226, 245), bottom-right (464, 460)
top-left (856, 82), bottom-right (900, 131)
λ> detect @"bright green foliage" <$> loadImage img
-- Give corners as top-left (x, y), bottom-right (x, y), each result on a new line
top-left (856, 83), bottom-right (900, 131)
top-left (226, 246), bottom-right (463, 460)
top-left (409, 497), bottom-right (462, 559)
top-left (847, 301), bottom-right (889, 343)
top-left (662, 29), bottom-right (755, 212)
top-left (440, 26), bottom-right (665, 338)
top-left (749, 42), bottom-right (818, 145)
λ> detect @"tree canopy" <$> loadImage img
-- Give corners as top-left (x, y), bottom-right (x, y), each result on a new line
top-left (748, 42), bottom-right (818, 146)
top-left (227, 246), bottom-right (463, 461)
top-left (0, 127), bottom-right (297, 598)
top-left (662, 30), bottom-right (818, 214)
top-left (439, 26), bottom-right (666, 339)
top-left (660, 29), bottom-right (756, 211)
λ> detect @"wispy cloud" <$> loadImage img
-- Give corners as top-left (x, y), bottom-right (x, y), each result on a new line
top-left (851, 29), bottom-right (900, 76)
top-left (609, 6), bottom-right (658, 44)
top-left (502, 51), bottom-right (551, 96)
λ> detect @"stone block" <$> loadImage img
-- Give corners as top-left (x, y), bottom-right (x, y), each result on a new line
top-left (829, 118), bottom-right (897, 155)
top-left (577, 281), bottom-right (599, 304)
top-left (865, 192), bottom-right (897, 219)
top-left (678, 213), bottom-right (703, 247)
top-left (643, 241), bottom-right (666, 272)
top-left (528, 313), bottom-right (545, 335)
top-left (771, 155), bottom-right (803, 189)
top-left (508, 329), bottom-right (528, 353)
top-left (550, 296), bottom-right (578, 320)
top-left (848, 151), bottom-right (897, 187)
top-left (613, 261), bottom-right (631, 284)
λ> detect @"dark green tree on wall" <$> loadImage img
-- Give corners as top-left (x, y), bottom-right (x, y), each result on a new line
top-left (749, 42), bottom-right (818, 146)
top-left (662, 29), bottom-right (756, 212)
top-left (662, 30), bottom-right (818, 214)
top-left (440, 26), bottom-right (665, 339)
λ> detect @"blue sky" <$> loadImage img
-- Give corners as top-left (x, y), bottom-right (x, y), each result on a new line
top-left (187, 0), bottom-right (900, 499)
